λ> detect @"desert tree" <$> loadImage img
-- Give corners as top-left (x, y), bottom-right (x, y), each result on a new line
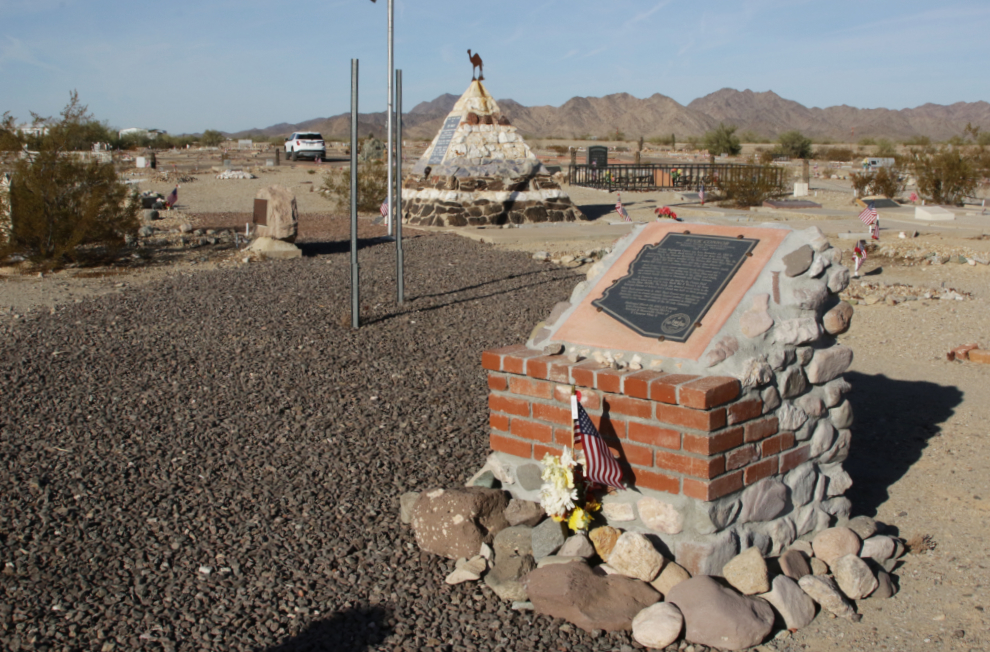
top-left (200, 129), bottom-right (224, 147)
top-left (702, 123), bottom-right (742, 156)
top-left (775, 130), bottom-right (813, 159)
top-left (909, 145), bottom-right (976, 205)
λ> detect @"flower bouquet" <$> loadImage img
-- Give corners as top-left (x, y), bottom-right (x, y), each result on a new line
top-left (654, 206), bottom-right (678, 221)
top-left (538, 447), bottom-right (602, 533)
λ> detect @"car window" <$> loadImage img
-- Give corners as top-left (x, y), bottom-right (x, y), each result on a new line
top-left (297, 133), bottom-right (323, 140)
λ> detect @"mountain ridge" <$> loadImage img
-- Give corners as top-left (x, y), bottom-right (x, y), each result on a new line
top-left (227, 88), bottom-right (990, 142)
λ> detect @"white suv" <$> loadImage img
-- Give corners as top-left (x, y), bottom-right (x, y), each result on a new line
top-left (284, 132), bottom-right (326, 161)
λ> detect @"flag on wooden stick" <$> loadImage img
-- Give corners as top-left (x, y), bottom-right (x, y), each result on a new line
top-left (858, 200), bottom-right (877, 225)
top-left (571, 391), bottom-right (624, 490)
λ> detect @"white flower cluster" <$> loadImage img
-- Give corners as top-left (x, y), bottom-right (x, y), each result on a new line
top-left (539, 448), bottom-right (579, 519)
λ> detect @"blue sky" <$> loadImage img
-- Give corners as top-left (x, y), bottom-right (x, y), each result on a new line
top-left (2, 0), bottom-right (989, 134)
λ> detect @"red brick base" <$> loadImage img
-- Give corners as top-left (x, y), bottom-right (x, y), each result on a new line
top-left (483, 345), bottom-right (796, 501)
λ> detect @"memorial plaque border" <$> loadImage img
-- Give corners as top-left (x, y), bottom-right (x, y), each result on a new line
top-left (591, 232), bottom-right (759, 343)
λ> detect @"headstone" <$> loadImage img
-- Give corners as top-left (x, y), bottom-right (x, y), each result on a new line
top-left (238, 139), bottom-right (252, 150)
top-left (253, 185), bottom-right (298, 241)
top-left (793, 182), bottom-right (809, 197)
top-left (587, 146), bottom-right (608, 168)
top-left (135, 156), bottom-right (146, 168)
top-left (915, 205), bottom-right (955, 221)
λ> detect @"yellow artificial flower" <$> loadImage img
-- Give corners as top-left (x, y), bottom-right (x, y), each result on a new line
top-left (567, 507), bottom-right (592, 532)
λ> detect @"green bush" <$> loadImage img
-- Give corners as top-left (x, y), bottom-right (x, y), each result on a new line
top-left (850, 166), bottom-right (903, 198)
top-left (714, 165), bottom-right (785, 207)
top-left (200, 129), bottom-right (224, 147)
top-left (775, 131), bottom-right (813, 159)
top-left (6, 93), bottom-right (139, 261)
top-left (321, 160), bottom-right (389, 214)
top-left (702, 123), bottom-right (742, 156)
top-left (910, 145), bottom-right (977, 205)
top-left (1, 112), bottom-right (25, 152)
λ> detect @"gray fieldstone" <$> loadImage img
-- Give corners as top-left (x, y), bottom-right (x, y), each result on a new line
top-left (827, 265), bottom-right (851, 293)
top-left (761, 386), bottom-right (781, 413)
top-left (705, 498), bottom-right (741, 531)
top-left (245, 237), bottom-right (302, 259)
top-left (722, 546), bottom-right (770, 595)
top-left (740, 357), bottom-right (774, 388)
top-left (504, 498), bottom-right (544, 527)
top-left (740, 528), bottom-right (772, 556)
top-left (783, 245), bottom-right (814, 277)
top-left (808, 256), bottom-right (826, 278)
top-left (809, 420), bottom-right (836, 458)
top-left (796, 346), bottom-right (815, 366)
top-left (766, 516), bottom-right (798, 554)
top-left (524, 562), bottom-right (661, 632)
top-left (740, 293), bottom-right (774, 338)
top-left (632, 602), bottom-right (684, 649)
top-left (820, 428), bottom-right (852, 464)
top-left (516, 463), bottom-right (543, 491)
top-left (410, 487), bottom-right (510, 560)
top-left (795, 394), bottom-right (825, 417)
top-left (792, 282), bottom-right (829, 311)
top-left (650, 561), bottom-right (691, 597)
top-left (799, 574), bottom-right (858, 620)
top-left (773, 318), bottom-right (821, 345)
top-left (795, 504), bottom-right (828, 537)
top-left (824, 496), bottom-right (852, 520)
top-left (484, 553), bottom-right (536, 601)
top-left (558, 533), bottom-right (596, 559)
top-left (821, 246), bottom-right (843, 265)
top-left (446, 555), bottom-right (488, 584)
top-left (812, 526), bottom-right (862, 565)
top-left (602, 502), bottom-right (636, 522)
top-left (608, 532), bottom-right (665, 582)
top-left (761, 574), bottom-right (816, 631)
top-left (768, 347), bottom-right (790, 371)
top-left (778, 365), bottom-right (809, 399)
top-left (861, 535), bottom-right (896, 562)
top-left (493, 525), bottom-right (533, 559)
top-left (823, 301), bottom-right (854, 335)
top-left (637, 496), bottom-right (685, 534)
top-left (531, 517), bottom-right (568, 560)
top-left (589, 526), bottom-right (622, 562)
top-left (846, 515), bottom-right (878, 540)
top-left (676, 530), bottom-right (739, 577)
top-left (470, 470), bottom-right (498, 488)
top-left (779, 549), bottom-right (812, 580)
top-left (739, 479), bottom-right (788, 523)
top-left (829, 400), bottom-right (853, 429)
top-left (832, 554), bottom-right (878, 599)
top-left (810, 557), bottom-right (830, 575)
top-left (805, 346), bottom-right (854, 384)
top-left (785, 463), bottom-right (817, 507)
top-left (399, 491), bottom-right (420, 524)
top-left (535, 555), bottom-right (583, 569)
top-left (822, 378), bottom-right (852, 408)
top-left (777, 402), bottom-right (808, 432)
top-left (872, 569), bottom-right (897, 599)
top-left (667, 576), bottom-right (775, 650)
top-left (821, 464), bottom-right (853, 496)
top-left (789, 539), bottom-right (814, 556)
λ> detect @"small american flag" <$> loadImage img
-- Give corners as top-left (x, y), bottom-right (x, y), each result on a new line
top-left (166, 186), bottom-right (178, 208)
top-left (571, 392), bottom-right (624, 490)
top-left (380, 199), bottom-right (389, 219)
top-left (858, 201), bottom-right (877, 225)
top-left (699, 184), bottom-right (705, 206)
top-left (615, 193), bottom-right (630, 222)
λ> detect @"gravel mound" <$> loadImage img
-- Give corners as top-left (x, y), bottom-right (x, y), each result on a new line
top-left (0, 234), bottom-right (647, 651)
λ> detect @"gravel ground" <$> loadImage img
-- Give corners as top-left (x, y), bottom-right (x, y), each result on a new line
top-left (0, 232), bottom-right (658, 652)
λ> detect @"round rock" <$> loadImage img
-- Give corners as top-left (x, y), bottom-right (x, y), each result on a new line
top-left (632, 602), bottom-right (684, 650)
top-left (812, 526), bottom-right (862, 566)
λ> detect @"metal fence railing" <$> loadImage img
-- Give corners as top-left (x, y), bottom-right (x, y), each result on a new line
top-left (569, 162), bottom-right (785, 193)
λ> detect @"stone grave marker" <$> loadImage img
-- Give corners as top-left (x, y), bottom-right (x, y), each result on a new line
top-left (482, 222), bottom-right (856, 576)
top-left (588, 146), bottom-right (608, 168)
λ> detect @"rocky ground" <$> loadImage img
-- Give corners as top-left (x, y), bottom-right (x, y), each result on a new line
top-left (2, 151), bottom-right (990, 651)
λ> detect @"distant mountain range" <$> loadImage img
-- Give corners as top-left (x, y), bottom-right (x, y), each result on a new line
top-left (228, 88), bottom-right (990, 143)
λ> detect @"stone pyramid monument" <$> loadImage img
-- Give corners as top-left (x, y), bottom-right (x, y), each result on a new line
top-left (402, 80), bottom-right (586, 227)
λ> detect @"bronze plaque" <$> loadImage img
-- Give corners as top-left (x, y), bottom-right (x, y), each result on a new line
top-left (591, 233), bottom-right (758, 343)
top-left (253, 198), bottom-right (268, 226)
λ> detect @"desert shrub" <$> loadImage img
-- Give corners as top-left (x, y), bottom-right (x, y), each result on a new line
top-left (737, 130), bottom-right (770, 144)
top-left (321, 160), bottom-right (389, 213)
top-left (702, 123), bottom-right (742, 156)
top-left (815, 146), bottom-right (855, 162)
top-left (683, 135), bottom-right (702, 149)
top-left (910, 145), bottom-right (976, 205)
top-left (858, 137), bottom-right (877, 146)
top-left (646, 134), bottom-right (676, 147)
top-left (875, 138), bottom-right (896, 158)
top-left (775, 131), bottom-right (813, 159)
top-left (714, 165), bottom-right (785, 207)
top-left (200, 130), bottom-right (224, 147)
top-left (850, 167), bottom-right (903, 198)
top-left (756, 148), bottom-right (775, 164)
top-left (7, 93), bottom-right (139, 260)
top-left (901, 135), bottom-right (931, 147)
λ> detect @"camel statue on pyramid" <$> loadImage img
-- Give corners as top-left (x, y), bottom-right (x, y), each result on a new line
top-left (467, 49), bottom-right (484, 81)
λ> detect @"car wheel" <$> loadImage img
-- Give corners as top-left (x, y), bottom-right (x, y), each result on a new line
top-left (291, 150), bottom-right (298, 161)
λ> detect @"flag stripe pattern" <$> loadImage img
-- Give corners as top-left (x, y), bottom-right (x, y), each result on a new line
top-left (166, 186), bottom-right (178, 208)
top-left (571, 394), bottom-right (624, 490)
top-left (858, 201), bottom-right (877, 225)
top-left (380, 200), bottom-right (389, 218)
top-left (615, 193), bottom-right (630, 222)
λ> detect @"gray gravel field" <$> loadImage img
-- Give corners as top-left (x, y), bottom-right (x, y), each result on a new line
top-left (0, 233), bottom-right (650, 652)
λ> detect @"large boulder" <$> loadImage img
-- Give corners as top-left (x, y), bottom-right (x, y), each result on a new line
top-left (524, 562), bottom-right (661, 632)
top-left (254, 185), bottom-right (298, 241)
top-left (410, 487), bottom-right (510, 559)
top-left (666, 576), bottom-right (774, 650)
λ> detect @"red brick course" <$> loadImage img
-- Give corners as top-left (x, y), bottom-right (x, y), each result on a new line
top-left (484, 347), bottom-right (798, 503)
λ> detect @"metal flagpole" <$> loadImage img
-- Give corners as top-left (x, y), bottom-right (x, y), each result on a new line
top-left (386, 0), bottom-right (394, 238)
top-left (396, 68), bottom-right (404, 304)
top-left (350, 59), bottom-right (360, 330)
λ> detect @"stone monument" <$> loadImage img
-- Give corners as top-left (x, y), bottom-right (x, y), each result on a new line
top-left (402, 80), bottom-right (586, 227)
top-left (481, 222), bottom-right (855, 575)
top-left (247, 185), bottom-right (302, 259)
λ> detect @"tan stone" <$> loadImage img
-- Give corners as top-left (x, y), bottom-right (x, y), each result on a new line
top-left (607, 532), bottom-right (665, 582)
top-left (589, 526), bottom-right (622, 562)
top-left (637, 497), bottom-right (684, 534)
top-left (255, 185), bottom-right (298, 241)
top-left (722, 546), bottom-right (770, 595)
top-left (650, 561), bottom-right (691, 597)
top-left (823, 301), bottom-right (854, 335)
top-left (812, 526), bottom-right (861, 565)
